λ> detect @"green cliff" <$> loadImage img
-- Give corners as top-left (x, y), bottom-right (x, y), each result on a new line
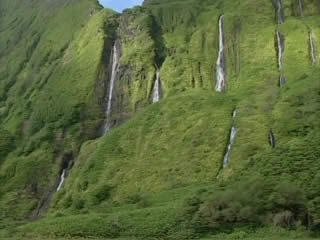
top-left (0, 0), bottom-right (319, 239)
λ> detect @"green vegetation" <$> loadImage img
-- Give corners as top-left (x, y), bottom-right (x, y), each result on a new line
top-left (0, 0), bottom-right (118, 220)
top-left (0, 128), bottom-right (14, 161)
top-left (0, 0), bottom-right (319, 239)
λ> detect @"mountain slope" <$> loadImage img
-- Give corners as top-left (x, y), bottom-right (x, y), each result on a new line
top-left (0, 0), bottom-right (118, 220)
top-left (0, 0), bottom-right (320, 239)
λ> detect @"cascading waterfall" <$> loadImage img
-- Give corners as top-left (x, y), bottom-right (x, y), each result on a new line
top-left (276, 0), bottom-right (284, 24)
top-left (269, 130), bottom-right (276, 148)
top-left (276, 31), bottom-right (285, 70)
top-left (56, 169), bottom-right (66, 191)
top-left (215, 15), bottom-right (227, 92)
top-left (310, 31), bottom-right (317, 65)
top-left (104, 42), bottom-right (120, 134)
top-left (223, 110), bottom-right (237, 168)
top-left (152, 70), bottom-right (162, 103)
top-left (298, 0), bottom-right (304, 17)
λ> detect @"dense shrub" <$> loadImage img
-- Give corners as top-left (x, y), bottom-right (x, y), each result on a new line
top-left (90, 184), bottom-right (113, 205)
top-left (73, 198), bottom-right (85, 210)
top-left (192, 177), bottom-right (309, 232)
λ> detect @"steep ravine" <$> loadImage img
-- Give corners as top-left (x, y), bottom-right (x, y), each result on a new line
top-left (98, 6), bottom-right (168, 135)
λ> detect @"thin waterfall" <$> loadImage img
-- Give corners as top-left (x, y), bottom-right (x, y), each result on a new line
top-left (57, 169), bottom-right (66, 191)
top-left (269, 130), bottom-right (276, 148)
top-left (223, 110), bottom-right (237, 168)
top-left (276, 31), bottom-right (285, 70)
top-left (279, 75), bottom-right (287, 87)
top-left (298, 0), bottom-right (304, 17)
top-left (216, 15), bottom-right (227, 92)
top-left (276, 0), bottom-right (284, 24)
top-left (310, 31), bottom-right (317, 65)
top-left (152, 70), bottom-right (162, 103)
top-left (104, 42), bottom-right (120, 134)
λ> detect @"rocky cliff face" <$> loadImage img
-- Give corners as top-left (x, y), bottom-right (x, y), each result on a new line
top-left (106, 7), bottom-right (158, 128)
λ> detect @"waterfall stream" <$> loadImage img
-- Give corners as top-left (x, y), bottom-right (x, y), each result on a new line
top-left (216, 15), bottom-right (227, 92)
top-left (310, 31), bottom-right (317, 65)
top-left (223, 110), bottom-right (237, 168)
top-left (298, 0), bottom-right (304, 17)
top-left (277, 31), bottom-right (285, 70)
top-left (276, 0), bottom-right (284, 24)
top-left (269, 130), bottom-right (276, 148)
top-left (279, 75), bottom-right (287, 87)
top-left (152, 70), bottom-right (162, 103)
top-left (56, 169), bottom-right (66, 191)
top-left (104, 42), bottom-right (120, 134)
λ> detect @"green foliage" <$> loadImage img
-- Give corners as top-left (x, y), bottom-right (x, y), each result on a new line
top-left (0, 128), bottom-right (14, 161)
top-left (89, 184), bottom-right (113, 205)
top-left (53, 90), bottom-right (233, 210)
top-left (0, 0), bottom-right (118, 221)
top-left (200, 227), bottom-right (315, 240)
top-left (0, 0), bottom-right (320, 239)
top-left (193, 177), bottom-right (308, 231)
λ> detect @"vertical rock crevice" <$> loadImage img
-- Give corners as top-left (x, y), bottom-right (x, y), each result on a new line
top-left (310, 30), bottom-right (317, 65)
top-left (269, 129), bottom-right (276, 148)
top-left (298, 0), bottom-right (304, 17)
top-left (150, 14), bottom-right (167, 69)
top-left (198, 62), bottom-right (204, 88)
top-left (232, 17), bottom-right (242, 78)
top-left (279, 74), bottom-right (287, 87)
top-left (276, 31), bottom-right (285, 71)
top-left (274, 0), bottom-right (285, 24)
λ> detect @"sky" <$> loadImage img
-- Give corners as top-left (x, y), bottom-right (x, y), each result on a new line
top-left (98, 0), bottom-right (144, 12)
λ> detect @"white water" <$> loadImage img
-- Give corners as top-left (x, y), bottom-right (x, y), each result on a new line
top-left (277, 31), bottom-right (285, 70)
top-left (277, 0), bottom-right (284, 24)
top-left (232, 109), bottom-right (237, 118)
top-left (269, 130), bottom-right (276, 148)
top-left (298, 0), bottom-right (304, 17)
top-left (216, 15), bottom-right (226, 92)
top-left (104, 43), bottom-right (120, 134)
top-left (57, 170), bottom-right (66, 191)
top-left (310, 31), bottom-right (317, 65)
top-left (279, 75), bottom-right (286, 87)
top-left (152, 70), bottom-right (161, 103)
top-left (223, 110), bottom-right (237, 168)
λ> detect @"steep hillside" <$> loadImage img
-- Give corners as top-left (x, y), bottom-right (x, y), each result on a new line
top-left (0, 0), bottom-right (118, 220)
top-left (0, 0), bottom-right (320, 239)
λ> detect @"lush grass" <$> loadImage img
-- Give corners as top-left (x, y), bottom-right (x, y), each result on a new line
top-left (53, 90), bottom-right (233, 206)
top-left (200, 227), bottom-right (316, 240)
top-left (0, 0), bottom-right (319, 239)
